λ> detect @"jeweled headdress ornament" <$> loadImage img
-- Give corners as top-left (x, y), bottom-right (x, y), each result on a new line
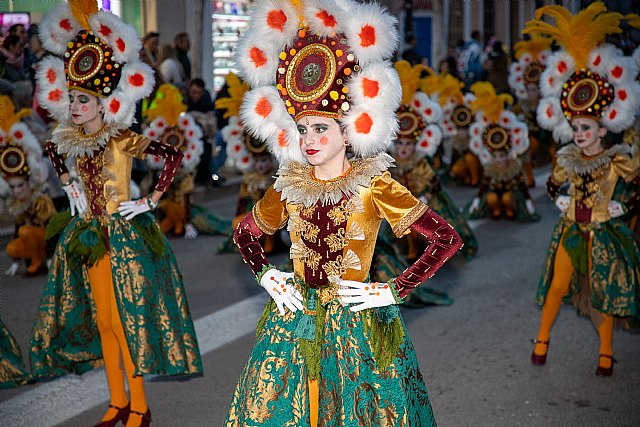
top-left (468, 82), bottom-right (530, 164)
top-left (420, 70), bottom-right (475, 138)
top-left (236, 0), bottom-right (402, 163)
top-left (36, 0), bottom-right (154, 128)
top-left (393, 60), bottom-right (442, 157)
top-left (143, 84), bottom-right (203, 174)
top-left (508, 31), bottom-right (553, 100)
top-left (525, 2), bottom-right (640, 143)
top-left (0, 96), bottom-right (47, 195)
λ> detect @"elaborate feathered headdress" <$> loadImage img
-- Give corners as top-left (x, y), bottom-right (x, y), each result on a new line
top-left (524, 3), bottom-right (640, 143)
top-left (0, 96), bottom-right (47, 196)
top-left (214, 72), bottom-right (259, 173)
top-left (393, 61), bottom-right (442, 157)
top-left (236, 0), bottom-right (402, 163)
top-left (508, 31), bottom-right (553, 100)
top-left (468, 82), bottom-right (529, 164)
top-left (420, 71), bottom-right (474, 138)
top-left (143, 84), bottom-right (203, 174)
top-left (36, 0), bottom-right (154, 128)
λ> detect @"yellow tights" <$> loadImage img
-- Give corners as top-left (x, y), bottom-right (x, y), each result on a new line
top-left (88, 255), bottom-right (148, 425)
top-left (534, 232), bottom-right (614, 368)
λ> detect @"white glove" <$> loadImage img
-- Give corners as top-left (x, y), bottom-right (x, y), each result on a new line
top-left (260, 268), bottom-right (304, 316)
top-left (337, 280), bottom-right (397, 312)
top-left (525, 199), bottom-right (536, 216)
top-left (5, 261), bottom-right (20, 276)
top-left (469, 197), bottom-right (481, 213)
top-left (607, 200), bottom-right (625, 218)
top-left (555, 195), bottom-right (570, 213)
top-left (184, 223), bottom-right (198, 239)
top-left (117, 196), bottom-right (156, 220)
top-left (62, 179), bottom-right (87, 216)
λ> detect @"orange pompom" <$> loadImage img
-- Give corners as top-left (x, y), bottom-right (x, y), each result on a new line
top-left (46, 68), bottom-right (57, 84)
top-left (255, 97), bottom-right (272, 118)
top-left (116, 38), bottom-right (125, 52)
top-left (354, 112), bottom-right (373, 134)
top-left (249, 47), bottom-right (267, 68)
top-left (359, 25), bottom-right (376, 48)
top-left (128, 73), bottom-right (144, 86)
top-left (267, 9), bottom-right (287, 32)
top-left (109, 98), bottom-right (121, 114)
top-left (316, 10), bottom-right (336, 28)
top-left (48, 89), bottom-right (62, 101)
top-left (99, 24), bottom-right (112, 37)
top-left (361, 78), bottom-right (379, 98)
top-left (278, 129), bottom-right (288, 147)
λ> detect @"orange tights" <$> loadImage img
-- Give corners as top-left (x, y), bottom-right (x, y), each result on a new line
top-left (88, 255), bottom-right (148, 425)
top-left (534, 232), bottom-right (614, 368)
top-left (159, 201), bottom-right (185, 236)
top-left (309, 379), bottom-right (318, 427)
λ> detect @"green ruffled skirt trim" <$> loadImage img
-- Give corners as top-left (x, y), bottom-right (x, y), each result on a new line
top-left (191, 204), bottom-right (232, 235)
top-left (537, 217), bottom-right (640, 320)
top-left (31, 212), bottom-right (203, 379)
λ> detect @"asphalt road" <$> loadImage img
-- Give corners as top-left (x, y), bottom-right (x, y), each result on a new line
top-left (1, 168), bottom-right (639, 427)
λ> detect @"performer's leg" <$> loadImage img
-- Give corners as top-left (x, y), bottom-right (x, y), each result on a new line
top-left (88, 256), bottom-right (129, 422)
top-left (165, 201), bottom-right (186, 235)
top-left (106, 264), bottom-right (148, 422)
top-left (465, 152), bottom-right (481, 186)
top-left (485, 192), bottom-right (500, 218)
top-left (591, 311), bottom-right (614, 369)
top-left (450, 158), bottom-right (468, 181)
top-left (159, 209), bottom-right (175, 235)
top-left (501, 192), bottom-right (515, 219)
top-left (19, 226), bottom-right (46, 273)
top-left (533, 233), bottom-right (574, 356)
top-left (309, 379), bottom-right (318, 427)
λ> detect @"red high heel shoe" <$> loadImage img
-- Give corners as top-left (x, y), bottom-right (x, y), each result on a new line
top-left (93, 403), bottom-right (130, 427)
top-left (595, 354), bottom-right (616, 377)
top-left (530, 339), bottom-right (549, 366)
top-left (129, 408), bottom-right (152, 427)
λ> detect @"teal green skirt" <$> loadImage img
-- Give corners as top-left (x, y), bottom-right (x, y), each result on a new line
top-left (465, 188), bottom-right (540, 222)
top-left (0, 318), bottom-right (29, 389)
top-left (191, 203), bottom-right (232, 235)
top-left (30, 212), bottom-right (202, 379)
top-left (537, 217), bottom-right (640, 321)
top-left (225, 285), bottom-right (436, 426)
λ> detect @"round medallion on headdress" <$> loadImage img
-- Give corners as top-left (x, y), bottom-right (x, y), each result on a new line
top-left (0, 145), bottom-right (28, 177)
top-left (452, 105), bottom-right (473, 129)
top-left (278, 31), bottom-right (356, 120)
top-left (244, 133), bottom-right (268, 156)
top-left (161, 128), bottom-right (186, 152)
top-left (64, 31), bottom-right (121, 98)
top-left (561, 69), bottom-right (613, 121)
top-left (397, 104), bottom-right (425, 140)
top-left (483, 124), bottom-right (511, 152)
top-left (523, 62), bottom-right (544, 85)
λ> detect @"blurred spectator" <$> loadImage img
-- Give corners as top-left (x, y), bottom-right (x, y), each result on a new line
top-left (438, 56), bottom-right (461, 81)
top-left (483, 40), bottom-right (510, 94)
top-left (158, 44), bottom-right (185, 88)
top-left (401, 34), bottom-right (420, 65)
top-left (8, 24), bottom-right (28, 47)
top-left (459, 30), bottom-right (484, 88)
top-left (141, 31), bottom-right (160, 68)
top-left (174, 32), bottom-right (191, 81)
top-left (186, 78), bottom-right (214, 112)
top-left (1, 35), bottom-right (27, 82)
top-left (29, 33), bottom-right (46, 63)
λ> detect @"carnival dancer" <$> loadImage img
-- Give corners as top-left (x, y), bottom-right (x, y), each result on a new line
top-left (0, 96), bottom-right (56, 277)
top-left (423, 71), bottom-right (481, 186)
top-left (30, 2), bottom-right (202, 426)
top-left (509, 31), bottom-right (554, 186)
top-left (526, 3), bottom-right (640, 376)
top-left (225, 1), bottom-right (462, 426)
top-left (144, 83), bottom-right (229, 238)
top-left (215, 72), bottom-right (282, 254)
top-left (465, 82), bottom-right (538, 221)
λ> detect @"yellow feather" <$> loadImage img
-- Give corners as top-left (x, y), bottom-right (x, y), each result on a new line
top-left (394, 60), bottom-right (427, 105)
top-left (469, 82), bottom-right (511, 124)
top-left (69, 0), bottom-right (99, 32)
top-left (626, 14), bottom-right (640, 28)
top-left (0, 95), bottom-right (31, 133)
top-left (513, 31), bottom-right (553, 61)
top-left (524, 3), bottom-right (622, 68)
top-left (214, 72), bottom-right (250, 119)
top-left (144, 84), bottom-right (186, 127)
top-left (420, 72), bottom-right (464, 107)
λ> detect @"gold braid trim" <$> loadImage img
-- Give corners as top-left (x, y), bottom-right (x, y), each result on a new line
top-left (392, 202), bottom-right (429, 238)
top-left (251, 201), bottom-right (278, 235)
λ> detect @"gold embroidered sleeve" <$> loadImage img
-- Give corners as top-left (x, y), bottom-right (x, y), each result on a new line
top-left (370, 171), bottom-right (429, 237)
top-left (115, 130), bottom-right (153, 159)
top-left (611, 151), bottom-right (640, 182)
top-left (251, 186), bottom-right (288, 235)
top-left (551, 161), bottom-right (568, 185)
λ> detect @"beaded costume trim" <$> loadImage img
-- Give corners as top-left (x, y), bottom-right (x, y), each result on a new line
top-left (483, 158), bottom-right (523, 182)
top-left (273, 152), bottom-right (394, 208)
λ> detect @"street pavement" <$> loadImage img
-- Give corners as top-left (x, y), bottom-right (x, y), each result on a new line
top-left (1, 168), bottom-right (639, 427)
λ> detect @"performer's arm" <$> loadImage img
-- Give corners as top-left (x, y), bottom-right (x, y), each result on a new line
top-left (142, 140), bottom-right (184, 204)
top-left (393, 208), bottom-right (462, 298)
top-left (45, 140), bottom-right (70, 184)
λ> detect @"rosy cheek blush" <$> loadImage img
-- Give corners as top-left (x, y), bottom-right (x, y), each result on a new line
top-left (299, 137), bottom-right (304, 146)
top-left (81, 105), bottom-right (88, 112)
top-left (585, 132), bottom-right (591, 139)
top-left (319, 136), bottom-right (329, 145)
